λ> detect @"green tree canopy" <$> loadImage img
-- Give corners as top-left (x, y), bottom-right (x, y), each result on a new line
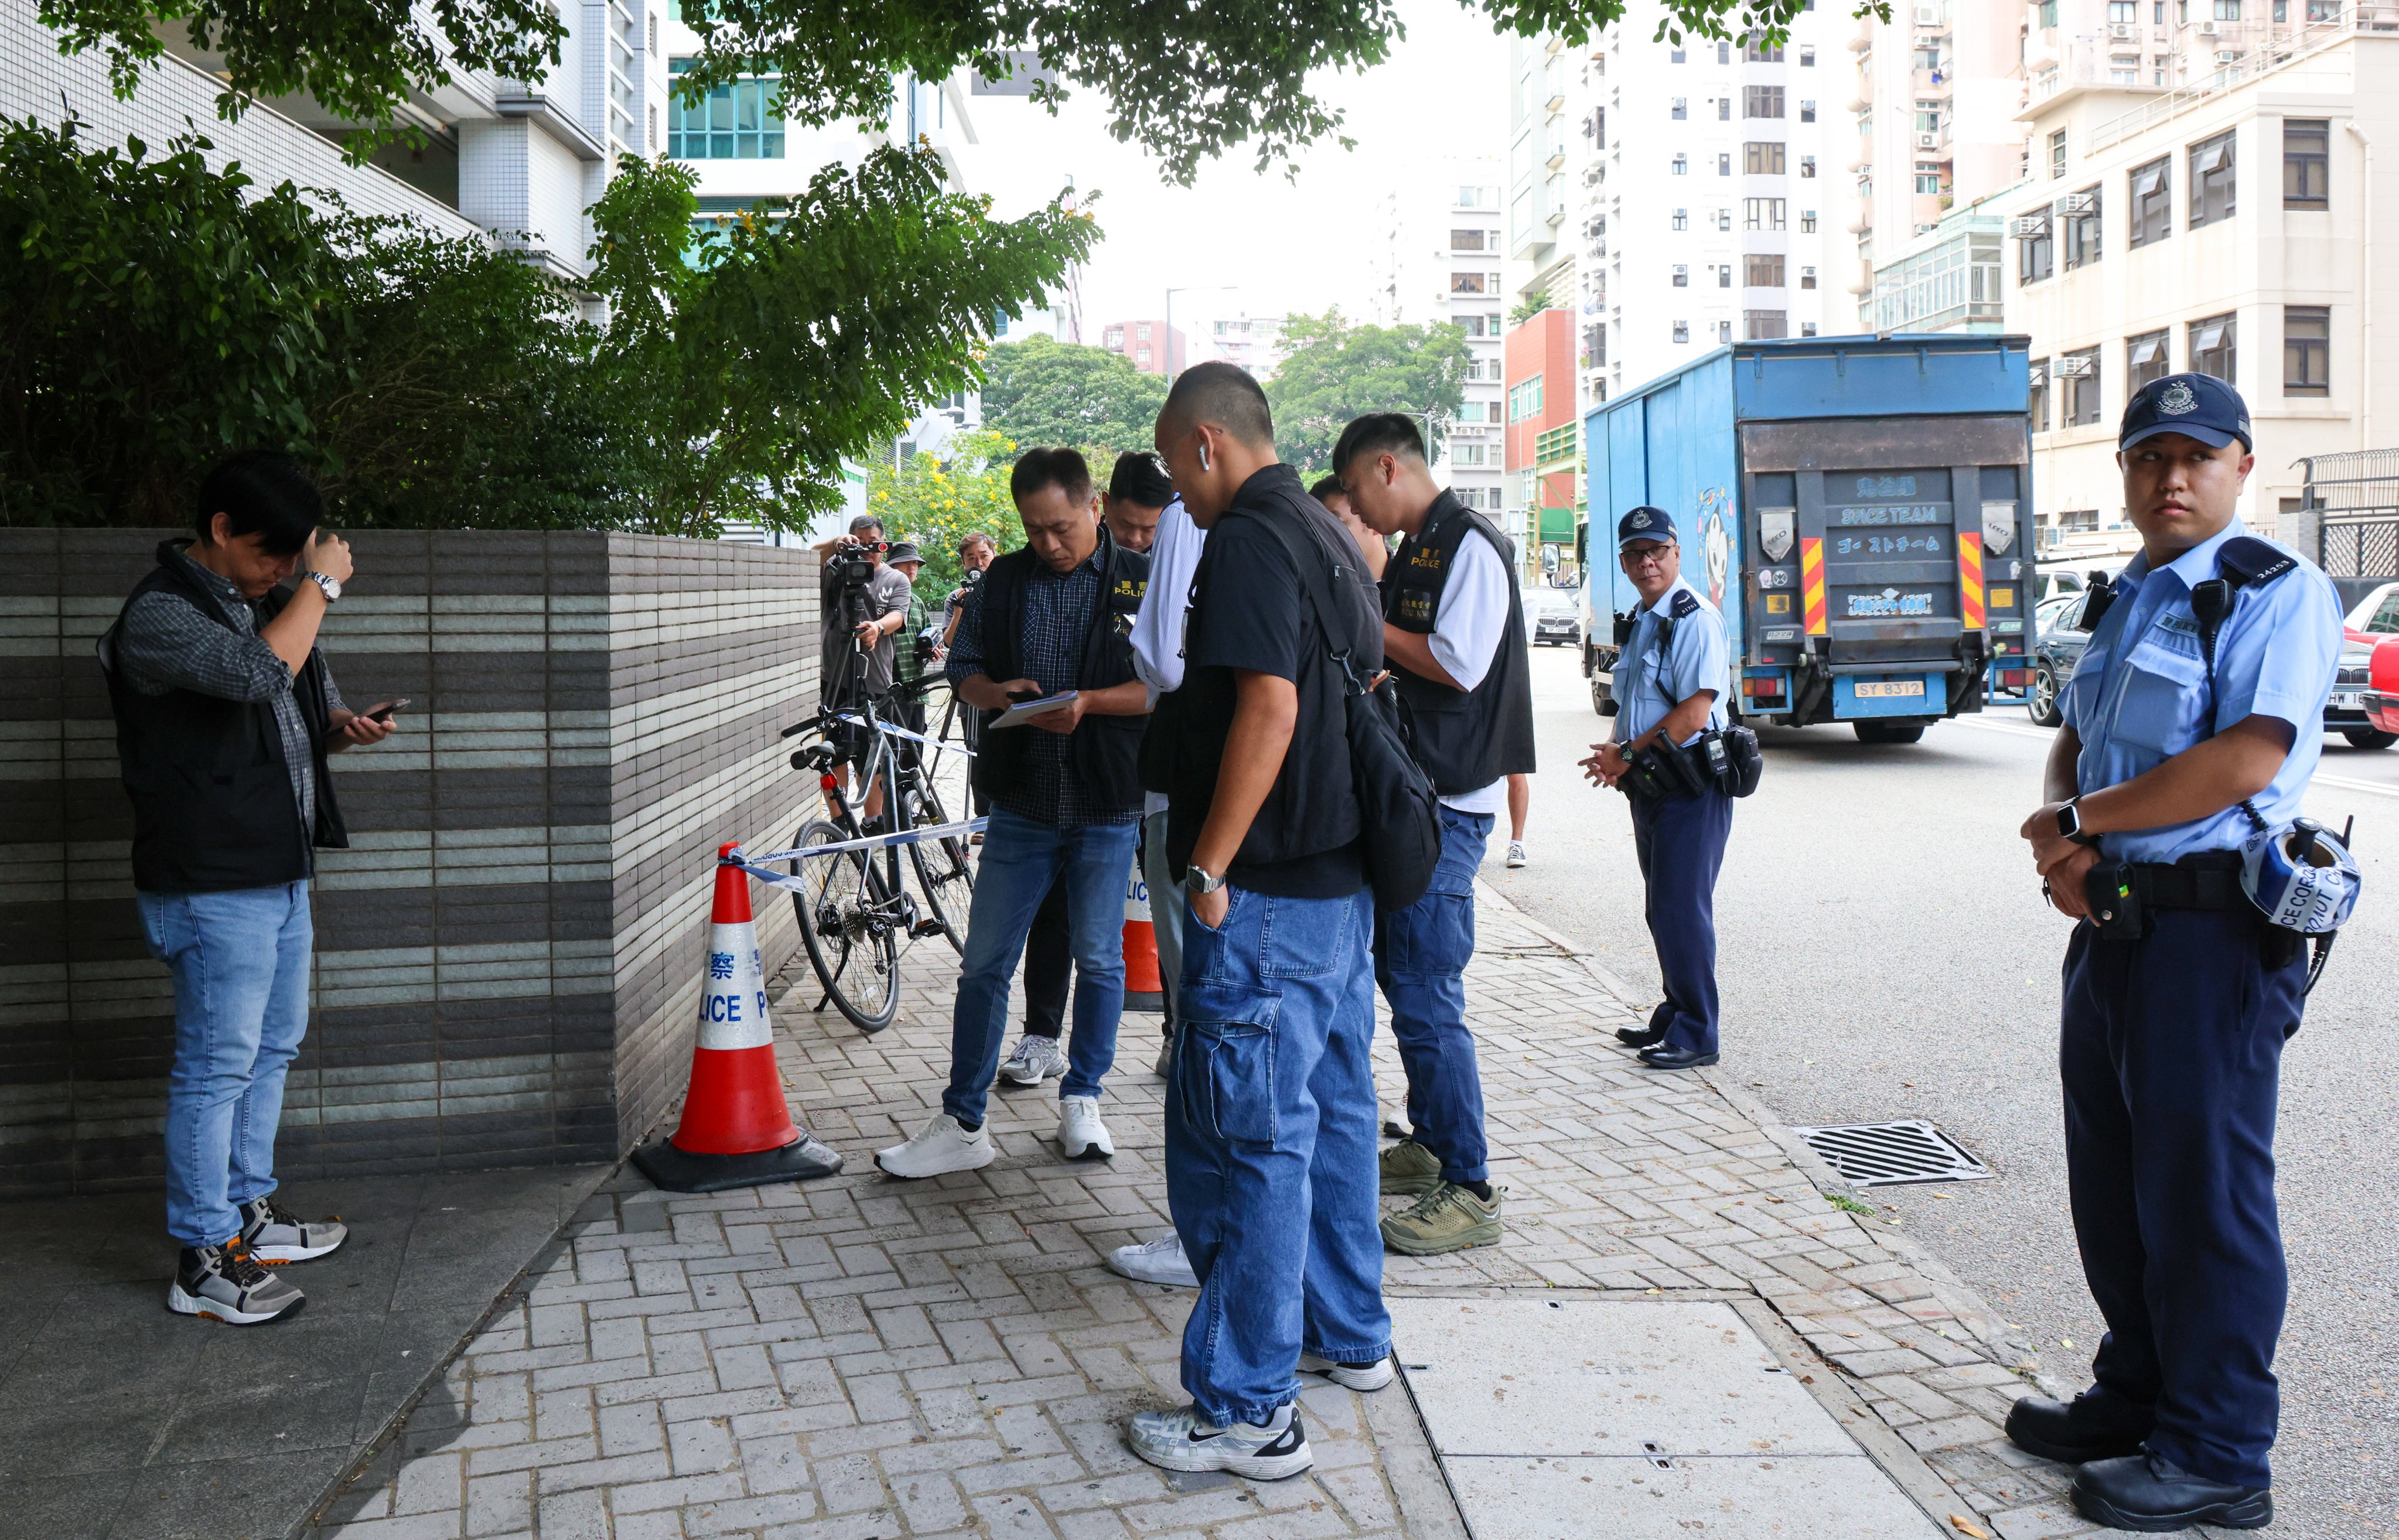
top-left (864, 428), bottom-right (1025, 602)
top-left (1264, 310), bottom-right (1470, 477)
top-left (977, 337), bottom-right (1168, 458)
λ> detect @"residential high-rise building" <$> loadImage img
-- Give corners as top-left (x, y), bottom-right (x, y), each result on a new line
top-left (1371, 162), bottom-right (1509, 517)
top-left (1100, 319), bottom-right (1187, 376)
top-left (1202, 314), bottom-right (1292, 380)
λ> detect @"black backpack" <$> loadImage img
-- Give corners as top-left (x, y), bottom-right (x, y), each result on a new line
top-left (1251, 510), bottom-right (1444, 913)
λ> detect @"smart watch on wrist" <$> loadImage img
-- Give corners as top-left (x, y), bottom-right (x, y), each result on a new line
top-left (1183, 864), bottom-right (1226, 897)
top-left (2055, 797), bottom-right (2097, 846)
top-left (305, 571), bottom-right (342, 604)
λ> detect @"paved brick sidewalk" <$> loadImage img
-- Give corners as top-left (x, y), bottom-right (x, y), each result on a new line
top-left (309, 885), bottom-right (2105, 1540)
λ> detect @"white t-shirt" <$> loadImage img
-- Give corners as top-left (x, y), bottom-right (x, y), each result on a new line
top-left (1129, 498), bottom-right (1203, 817)
top-left (1421, 529), bottom-right (1514, 817)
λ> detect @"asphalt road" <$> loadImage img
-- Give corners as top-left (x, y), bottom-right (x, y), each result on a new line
top-left (1483, 643), bottom-right (2399, 1538)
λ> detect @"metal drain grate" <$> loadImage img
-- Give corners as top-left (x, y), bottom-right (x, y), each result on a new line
top-left (1791, 1118), bottom-right (1992, 1187)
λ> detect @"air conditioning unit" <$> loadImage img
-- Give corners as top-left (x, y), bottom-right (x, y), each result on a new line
top-left (1918, 133), bottom-right (1940, 149)
top-left (2008, 214), bottom-right (2050, 237)
top-left (1913, 3), bottom-right (1943, 25)
top-left (2198, 19), bottom-right (2220, 34)
top-left (2108, 23), bottom-right (2136, 39)
top-left (2062, 190), bottom-right (2097, 213)
top-left (2053, 354), bottom-right (2094, 377)
top-left (2217, 48), bottom-right (2243, 62)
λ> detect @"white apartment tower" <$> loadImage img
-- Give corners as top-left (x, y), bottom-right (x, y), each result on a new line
top-left (1373, 162), bottom-right (1510, 514)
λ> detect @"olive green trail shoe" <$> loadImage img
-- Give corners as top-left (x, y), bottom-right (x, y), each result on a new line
top-left (1381, 1180), bottom-right (1503, 1256)
top-left (1378, 1138), bottom-right (1444, 1197)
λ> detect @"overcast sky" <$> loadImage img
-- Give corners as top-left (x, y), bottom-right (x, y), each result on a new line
top-left (959, 0), bottom-right (1510, 336)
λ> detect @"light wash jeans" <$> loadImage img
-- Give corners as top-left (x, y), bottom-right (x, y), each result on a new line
top-left (942, 810), bottom-right (1142, 1127)
top-left (1166, 883), bottom-right (1387, 1428)
top-left (1374, 805), bottom-right (1493, 1184)
top-left (137, 880), bottom-right (313, 1248)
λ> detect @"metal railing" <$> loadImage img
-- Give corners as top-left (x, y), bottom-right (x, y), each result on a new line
top-left (2300, 449), bottom-right (2399, 577)
top-left (2087, 10), bottom-right (2397, 153)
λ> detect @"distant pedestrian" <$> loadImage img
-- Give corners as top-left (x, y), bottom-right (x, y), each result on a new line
top-left (1581, 506), bottom-right (1732, 1071)
top-left (1335, 412), bottom-right (1532, 1257)
top-left (876, 448), bottom-right (1152, 1178)
top-left (2007, 374), bottom-right (2342, 1532)
top-left (884, 541), bottom-right (936, 743)
top-left (1505, 772), bottom-right (1530, 868)
top-left (100, 451), bottom-right (399, 1325)
top-left (1309, 473), bottom-right (1388, 579)
top-left (1125, 362), bottom-right (1390, 1482)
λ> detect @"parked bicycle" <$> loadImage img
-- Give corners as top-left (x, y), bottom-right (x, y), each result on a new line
top-left (777, 674), bottom-right (977, 1033)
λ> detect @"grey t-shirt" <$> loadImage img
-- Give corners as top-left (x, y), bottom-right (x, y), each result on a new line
top-left (820, 562), bottom-right (913, 701)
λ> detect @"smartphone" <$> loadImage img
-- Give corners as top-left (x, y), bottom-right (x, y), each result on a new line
top-left (1006, 687), bottom-right (1044, 704)
top-left (367, 698), bottom-right (411, 722)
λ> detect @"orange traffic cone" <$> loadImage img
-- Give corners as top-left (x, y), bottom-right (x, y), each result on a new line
top-left (632, 843), bottom-right (843, 1193)
top-left (1122, 857), bottom-right (1163, 1012)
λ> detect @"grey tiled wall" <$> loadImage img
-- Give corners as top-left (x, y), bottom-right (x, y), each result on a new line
top-left (0, 530), bottom-right (821, 1194)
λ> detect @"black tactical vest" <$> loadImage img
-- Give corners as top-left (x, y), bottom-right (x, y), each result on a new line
top-left (1380, 493), bottom-right (1538, 795)
top-left (970, 530), bottom-right (1151, 812)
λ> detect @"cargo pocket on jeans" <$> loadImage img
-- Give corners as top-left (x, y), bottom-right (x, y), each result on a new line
top-left (1178, 983), bottom-right (1282, 1149)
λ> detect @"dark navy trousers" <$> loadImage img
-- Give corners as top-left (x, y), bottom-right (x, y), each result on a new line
top-left (1629, 784), bottom-right (1733, 1055)
top-left (2060, 907), bottom-right (2305, 1490)
top-left (1373, 805), bottom-right (1493, 1184)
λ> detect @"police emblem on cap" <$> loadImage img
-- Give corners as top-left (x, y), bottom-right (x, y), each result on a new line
top-left (1630, 509), bottom-right (1652, 529)
top-left (2158, 381), bottom-right (2198, 415)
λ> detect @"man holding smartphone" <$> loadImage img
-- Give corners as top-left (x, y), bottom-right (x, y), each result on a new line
top-left (99, 451), bottom-right (400, 1325)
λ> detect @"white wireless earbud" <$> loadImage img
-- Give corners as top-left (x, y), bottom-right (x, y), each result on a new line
top-left (1198, 444), bottom-right (1212, 472)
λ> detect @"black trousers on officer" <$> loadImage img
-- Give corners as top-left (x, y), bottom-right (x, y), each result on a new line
top-left (2059, 906), bottom-right (2305, 1491)
top-left (1628, 784), bottom-right (1733, 1055)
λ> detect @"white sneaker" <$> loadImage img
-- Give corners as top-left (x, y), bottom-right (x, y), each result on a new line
top-left (1057, 1095), bottom-right (1114, 1161)
top-left (998, 1034), bottom-right (1069, 1085)
top-left (1299, 1351), bottom-right (1395, 1391)
top-left (1506, 841), bottom-right (1528, 869)
top-left (1107, 1231), bottom-right (1198, 1288)
top-left (1128, 1403), bottom-right (1312, 1479)
top-left (875, 1113), bottom-right (995, 1179)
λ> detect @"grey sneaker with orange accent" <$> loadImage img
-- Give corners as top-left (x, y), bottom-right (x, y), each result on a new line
top-left (168, 1241), bottom-right (305, 1325)
top-left (238, 1195), bottom-right (347, 1263)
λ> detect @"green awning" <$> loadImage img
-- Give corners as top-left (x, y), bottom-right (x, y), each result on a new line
top-left (1538, 507), bottom-right (1576, 545)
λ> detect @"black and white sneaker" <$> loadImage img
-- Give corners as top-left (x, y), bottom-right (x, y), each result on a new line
top-left (1299, 1351), bottom-right (1394, 1391)
top-left (1127, 1402), bottom-right (1313, 1479)
top-left (168, 1241), bottom-right (306, 1325)
top-left (238, 1196), bottom-right (347, 1263)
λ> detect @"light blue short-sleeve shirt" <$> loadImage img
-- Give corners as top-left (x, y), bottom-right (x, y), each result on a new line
top-left (2062, 520), bottom-right (2343, 862)
top-left (1617, 575), bottom-right (1731, 747)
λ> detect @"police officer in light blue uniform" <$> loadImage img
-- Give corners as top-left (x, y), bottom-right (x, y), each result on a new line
top-left (1582, 506), bottom-right (1732, 1071)
top-left (2011, 373), bottom-right (2343, 1534)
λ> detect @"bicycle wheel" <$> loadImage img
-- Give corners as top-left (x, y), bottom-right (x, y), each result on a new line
top-left (905, 776), bottom-right (975, 954)
top-left (787, 819), bottom-right (900, 1033)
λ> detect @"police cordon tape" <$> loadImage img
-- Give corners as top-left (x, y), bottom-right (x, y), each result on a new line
top-left (832, 714), bottom-right (975, 755)
top-left (724, 817), bottom-right (991, 887)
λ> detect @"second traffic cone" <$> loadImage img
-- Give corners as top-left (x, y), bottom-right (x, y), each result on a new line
top-left (1122, 856), bottom-right (1163, 1012)
top-left (632, 843), bottom-right (843, 1193)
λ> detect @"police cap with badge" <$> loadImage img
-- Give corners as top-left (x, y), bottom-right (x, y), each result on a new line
top-left (1609, 506), bottom-right (1764, 803)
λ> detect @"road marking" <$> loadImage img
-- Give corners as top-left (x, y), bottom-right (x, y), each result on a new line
top-left (1953, 716), bottom-right (2399, 799)
top-left (1951, 716), bottom-right (2055, 743)
top-left (2313, 772), bottom-right (2399, 800)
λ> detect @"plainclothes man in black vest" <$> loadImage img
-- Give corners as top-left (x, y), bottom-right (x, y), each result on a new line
top-left (99, 452), bottom-right (398, 1326)
top-left (1125, 363), bottom-right (1389, 1482)
top-left (1333, 413), bottom-right (1534, 1257)
top-left (876, 448), bottom-right (1152, 1178)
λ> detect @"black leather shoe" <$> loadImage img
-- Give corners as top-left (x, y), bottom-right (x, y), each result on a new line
top-left (2005, 1395), bottom-right (2152, 1464)
top-left (1637, 1045), bottom-right (1719, 1070)
top-left (2071, 1452), bottom-right (2270, 1531)
top-left (1616, 1024), bottom-right (1668, 1049)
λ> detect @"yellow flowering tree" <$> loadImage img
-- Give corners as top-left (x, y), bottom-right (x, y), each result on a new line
top-left (865, 427), bottom-right (1024, 602)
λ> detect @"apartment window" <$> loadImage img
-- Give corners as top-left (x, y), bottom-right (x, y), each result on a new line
top-left (1717, 264), bottom-right (1732, 288)
top-left (1509, 377), bottom-right (1546, 420)
top-left (2127, 329), bottom-right (2170, 390)
top-left (1671, 46), bottom-right (1687, 62)
top-left (1719, 39), bottom-right (1731, 63)
top-left (2190, 131), bottom-right (2236, 226)
top-left (2050, 129), bottom-right (2067, 179)
top-left (1672, 97), bottom-right (1688, 119)
top-left (647, 104), bottom-right (657, 151)
top-left (1672, 207), bottom-right (1689, 230)
top-left (1916, 103), bottom-right (1941, 135)
top-left (1718, 96), bottom-right (1732, 121)
top-left (1744, 37), bottom-right (1785, 62)
top-left (1745, 142), bottom-right (1787, 176)
top-left (2029, 360), bottom-right (2050, 432)
top-left (1137, 323), bottom-right (1152, 341)
top-left (2284, 119), bottom-right (2328, 209)
top-left (1744, 198), bottom-right (1787, 230)
top-left (1456, 402), bottom-right (1485, 424)
top-left (1745, 310), bottom-right (1789, 339)
top-left (1719, 152), bottom-right (1733, 176)
top-left (2063, 187), bottom-right (2103, 268)
top-left (2040, 0), bottom-right (2057, 22)
top-left (1453, 443), bottom-right (1487, 466)
top-left (1452, 272), bottom-right (1487, 293)
top-left (2156, 0), bottom-right (2166, 17)
top-left (1135, 347), bottom-right (1152, 364)
top-left (1858, 109), bottom-right (1874, 136)
top-left (1746, 86), bottom-right (1786, 118)
top-left (1746, 254), bottom-right (1786, 286)
top-left (1916, 168), bottom-right (1944, 194)
top-left (1452, 228), bottom-right (1486, 251)
top-left (2129, 156), bottom-right (2172, 247)
top-left (2214, 0), bottom-right (2241, 17)
top-left (1801, 209), bottom-right (1818, 232)
top-left (1915, 45), bottom-right (1941, 70)
top-left (2111, 57), bottom-right (2139, 86)
top-left (1801, 99), bottom-right (1817, 122)
top-left (2019, 210), bottom-right (2054, 282)
top-left (2110, 0), bottom-right (2135, 17)
top-left (2284, 305), bottom-right (2330, 395)
top-left (1673, 264), bottom-right (1690, 286)
top-left (665, 62), bottom-right (786, 159)
top-left (1801, 155), bottom-right (1817, 178)
top-left (2190, 313), bottom-right (2237, 381)
top-left (1674, 320), bottom-right (1691, 342)
top-left (1717, 207), bottom-right (1735, 231)
top-left (1801, 46), bottom-right (1816, 65)
top-left (2063, 348), bottom-right (2103, 425)
top-left (1800, 265), bottom-right (1817, 289)
top-left (1673, 153), bottom-right (1689, 175)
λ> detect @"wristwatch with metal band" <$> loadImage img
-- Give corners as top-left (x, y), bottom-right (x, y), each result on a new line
top-left (1182, 864), bottom-right (1226, 896)
top-left (305, 571), bottom-right (343, 603)
top-left (2055, 797), bottom-right (2097, 846)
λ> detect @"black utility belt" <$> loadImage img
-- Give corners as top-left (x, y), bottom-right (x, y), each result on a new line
top-left (1621, 726), bottom-right (1763, 803)
top-left (2083, 852), bottom-right (2249, 941)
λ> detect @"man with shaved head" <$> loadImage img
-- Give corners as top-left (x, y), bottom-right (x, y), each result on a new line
top-left (1122, 362), bottom-right (1390, 1481)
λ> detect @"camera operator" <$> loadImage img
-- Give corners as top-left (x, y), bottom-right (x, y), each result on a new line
top-left (813, 514), bottom-right (913, 819)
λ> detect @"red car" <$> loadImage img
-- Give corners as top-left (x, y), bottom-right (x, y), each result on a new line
top-left (2366, 634), bottom-right (2399, 738)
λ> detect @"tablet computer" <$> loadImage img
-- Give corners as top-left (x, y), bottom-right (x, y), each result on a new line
top-left (991, 691), bottom-right (1079, 728)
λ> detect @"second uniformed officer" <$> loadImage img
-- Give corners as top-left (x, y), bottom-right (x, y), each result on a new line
top-left (1581, 507), bottom-right (1732, 1071)
top-left (2011, 373), bottom-right (2342, 1532)
top-left (1334, 412), bottom-right (1536, 1256)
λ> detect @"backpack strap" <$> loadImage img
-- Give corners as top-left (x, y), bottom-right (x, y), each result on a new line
top-left (1224, 503), bottom-right (1372, 696)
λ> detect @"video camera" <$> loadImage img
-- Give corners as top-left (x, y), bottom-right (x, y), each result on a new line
top-left (831, 537), bottom-right (889, 589)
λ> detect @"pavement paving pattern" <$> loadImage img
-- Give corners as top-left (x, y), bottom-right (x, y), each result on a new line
top-left (309, 887), bottom-right (2121, 1540)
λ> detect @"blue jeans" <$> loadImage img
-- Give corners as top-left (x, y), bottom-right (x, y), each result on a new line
top-left (1629, 786), bottom-right (1733, 1055)
top-left (137, 880), bottom-right (313, 1248)
top-left (943, 810), bottom-right (1141, 1126)
top-left (1374, 805), bottom-right (1492, 1184)
top-left (1141, 811), bottom-right (1187, 1024)
top-left (1166, 884), bottom-right (1387, 1428)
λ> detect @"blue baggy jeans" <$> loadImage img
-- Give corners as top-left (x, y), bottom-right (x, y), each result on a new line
top-left (1373, 805), bottom-right (1492, 1184)
top-left (943, 810), bottom-right (1141, 1126)
top-left (1166, 883), bottom-right (1387, 1428)
top-left (137, 880), bottom-right (313, 1248)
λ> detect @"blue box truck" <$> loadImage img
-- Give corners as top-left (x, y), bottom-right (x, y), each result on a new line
top-left (1578, 335), bottom-right (2035, 743)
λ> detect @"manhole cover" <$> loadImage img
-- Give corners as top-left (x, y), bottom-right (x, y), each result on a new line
top-left (1791, 1119), bottom-right (1992, 1187)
